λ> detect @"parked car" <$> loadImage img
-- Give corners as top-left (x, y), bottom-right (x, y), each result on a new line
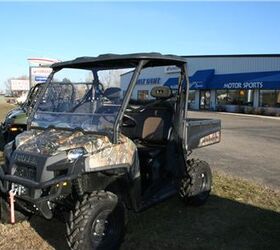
top-left (0, 83), bottom-right (42, 149)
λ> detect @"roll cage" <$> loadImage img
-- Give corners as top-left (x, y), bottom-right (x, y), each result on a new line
top-left (28, 53), bottom-right (189, 143)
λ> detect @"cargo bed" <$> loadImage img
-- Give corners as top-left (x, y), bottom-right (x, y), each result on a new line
top-left (185, 118), bottom-right (221, 150)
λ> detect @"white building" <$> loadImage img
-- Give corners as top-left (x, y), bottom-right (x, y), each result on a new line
top-left (121, 54), bottom-right (280, 115)
top-left (10, 79), bottom-right (30, 97)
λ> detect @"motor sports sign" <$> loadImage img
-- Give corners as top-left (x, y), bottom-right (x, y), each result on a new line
top-left (223, 81), bottom-right (264, 89)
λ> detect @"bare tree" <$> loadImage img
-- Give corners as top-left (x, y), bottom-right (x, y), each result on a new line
top-left (85, 72), bottom-right (93, 82)
top-left (17, 75), bottom-right (29, 80)
top-left (4, 79), bottom-right (11, 95)
top-left (62, 78), bottom-right (71, 83)
top-left (99, 69), bottom-right (129, 89)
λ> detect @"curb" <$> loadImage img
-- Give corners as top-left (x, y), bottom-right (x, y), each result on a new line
top-left (218, 112), bottom-right (280, 121)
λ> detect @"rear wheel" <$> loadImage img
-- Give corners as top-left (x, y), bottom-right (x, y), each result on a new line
top-left (67, 191), bottom-right (125, 250)
top-left (179, 159), bottom-right (212, 206)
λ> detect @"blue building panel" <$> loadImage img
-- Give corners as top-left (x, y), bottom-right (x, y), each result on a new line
top-left (210, 71), bottom-right (280, 89)
top-left (163, 77), bottom-right (179, 88)
top-left (164, 69), bottom-right (215, 90)
top-left (164, 70), bottom-right (280, 90)
top-left (190, 69), bottom-right (214, 88)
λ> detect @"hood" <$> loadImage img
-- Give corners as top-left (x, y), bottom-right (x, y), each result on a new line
top-left (15, 129), bottom-right (137, 169)
top-left (16, 129), bottom-right (114, 156)
top-left (5, 107), bottom-right (27, 125)
top-left (6, 107), bottom-right (25, 119)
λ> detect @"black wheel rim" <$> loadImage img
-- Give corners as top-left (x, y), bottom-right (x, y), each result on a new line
top-left (197, 172), bottom-right (209, 200)
top-left (200, 172), bottom-right (207, 190)
top-left (90, 208), bottom-right (120, 248)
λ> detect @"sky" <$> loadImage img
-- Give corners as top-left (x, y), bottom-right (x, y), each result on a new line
top-left (0, 1), bottom-right (280, 91)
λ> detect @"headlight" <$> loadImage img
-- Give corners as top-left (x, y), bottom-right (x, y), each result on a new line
top-left (67, 148), bottom-right (86, 162)
top-left (9, 127), bottom-right (23, 132)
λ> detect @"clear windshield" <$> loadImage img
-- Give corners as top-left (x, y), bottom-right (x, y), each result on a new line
top-left (31, 68), bottom-right (132, 136)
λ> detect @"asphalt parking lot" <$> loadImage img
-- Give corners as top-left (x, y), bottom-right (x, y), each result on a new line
top-left (189, 111), bottom-right (280, 190)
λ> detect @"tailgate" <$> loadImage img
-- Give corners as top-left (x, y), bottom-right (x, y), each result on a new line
top-left (185, 118), bottom-right (221, 150)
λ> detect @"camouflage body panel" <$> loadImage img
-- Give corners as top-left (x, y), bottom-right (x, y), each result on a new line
top-left (15, 129), bottom-right (136, 168)
top-left (87, 135), bottom-right (136, 169)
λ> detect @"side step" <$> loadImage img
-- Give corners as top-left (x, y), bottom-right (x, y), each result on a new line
top-left (138, 184), bottom-right (177, 212)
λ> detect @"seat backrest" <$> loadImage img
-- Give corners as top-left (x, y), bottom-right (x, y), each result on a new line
top-left (122, 103), bottom-right (173, 144)
top-left (141, 106), bottom-right (172, 143)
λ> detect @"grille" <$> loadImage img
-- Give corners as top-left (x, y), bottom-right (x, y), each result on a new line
top-left (14, 164), bottom-right (37, 181)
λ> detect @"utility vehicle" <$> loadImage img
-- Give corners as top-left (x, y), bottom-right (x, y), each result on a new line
top-left (0, 83), bottom-right (42, 148)
top-left (0, 53), bottom-right (221, 250)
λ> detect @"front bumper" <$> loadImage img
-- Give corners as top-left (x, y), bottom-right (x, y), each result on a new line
top-left (0, 167), bottom-right (78, 204)
top-left (0, 150), bottom-right (85, 220)
top-left (0, 150), bottom-right (84, 205)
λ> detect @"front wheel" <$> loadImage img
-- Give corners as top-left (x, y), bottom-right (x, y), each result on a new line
top-left (179, 159), bottom-right (212, 206)
top-left (67, 191), bottom-right (125, 250)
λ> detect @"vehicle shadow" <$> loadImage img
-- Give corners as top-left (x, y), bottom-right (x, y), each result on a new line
top-left (29, 215), bottom-right (69, 250)
top-left (29, 194), bottom-right (280, 250)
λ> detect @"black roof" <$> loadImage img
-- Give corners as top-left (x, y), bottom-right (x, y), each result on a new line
top-left (51, 53), bottom-right (186, 70)
top-left (183, 54), bottom-right (280, 58)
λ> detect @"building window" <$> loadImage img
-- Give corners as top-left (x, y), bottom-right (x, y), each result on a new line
top-left (188, 90), bottom-right (195, 105)
top-left (137, 90), bottom-right (149, 101)
top-left (216, 90), bottom-right (227, 105)
top-left (260, 90), bottom-right (280, 108)
top-left (216, 89), bottom-right (254, 106)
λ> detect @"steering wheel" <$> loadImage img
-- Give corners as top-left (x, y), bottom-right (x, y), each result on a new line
top-left (97, 82), bottom-right (104, 93)
top-left (122, 114), bottom-right (137, 128)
